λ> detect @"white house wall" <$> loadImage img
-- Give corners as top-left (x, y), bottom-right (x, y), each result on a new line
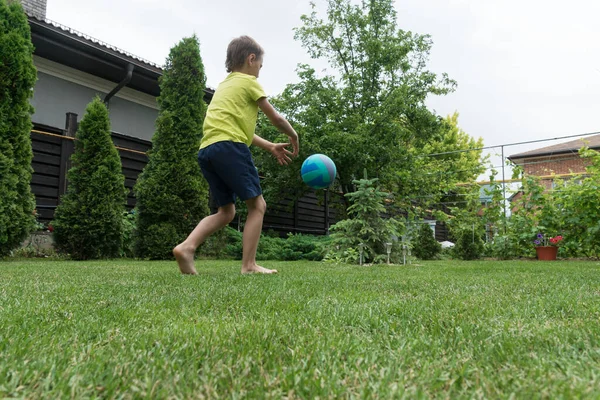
top-left (31, 56), bottom-right (159, 141)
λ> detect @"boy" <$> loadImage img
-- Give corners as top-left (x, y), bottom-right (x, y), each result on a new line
top-left (174, 35), bottom-right (300, 275)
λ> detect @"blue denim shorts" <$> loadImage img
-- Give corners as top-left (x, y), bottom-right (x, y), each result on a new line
top-left (198, 141), bottom-right (262, 207)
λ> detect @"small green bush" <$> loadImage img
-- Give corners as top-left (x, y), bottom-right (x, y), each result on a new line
top-left (121, 210), bottom-right (136, 258)
top-left (200, 228), bottom-right (328, 261)
top-left (199, 226), bottom-right (242, 259)
top-left (413, 223), bottom-right (441, 260)
top-left (328, 174), bottom-right (402, 263)
top-left (256, 235), bottom-right (283, 261)
top-left (452, 230), bottom-right (484, 260)
top-left (485, 234), bottom-right (519, 260)
top-left (279, 233), bottom-right (327, 261)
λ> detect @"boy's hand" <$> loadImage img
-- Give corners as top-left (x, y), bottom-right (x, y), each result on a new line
top-left (271, 143), bottom-right (294, 166)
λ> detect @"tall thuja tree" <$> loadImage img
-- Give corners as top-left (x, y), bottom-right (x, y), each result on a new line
top-left (134, 36), bottom-right (209, 259)
top-left (0, 0), bottom-right (37, 256)
top-left (253, 0), bottom-right (455, 205)
top-left (52, 97), bottom-right (128, 259)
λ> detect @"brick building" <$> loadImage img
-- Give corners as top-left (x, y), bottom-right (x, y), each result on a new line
top-left (508, 134), bottom-right (600, 189)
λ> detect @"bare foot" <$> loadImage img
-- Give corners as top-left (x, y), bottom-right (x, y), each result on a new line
top-left (173, 244), bottom-right (197, 275)
top-left (241, 264), bottom-right (278, 275)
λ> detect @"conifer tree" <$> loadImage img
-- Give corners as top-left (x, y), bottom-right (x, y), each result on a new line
top-left (52, 97), bottom-right (127, 259)
top-left (0, 0), bottom-right (37, 256)
top-left (134, 36), bottom-right (209, 259)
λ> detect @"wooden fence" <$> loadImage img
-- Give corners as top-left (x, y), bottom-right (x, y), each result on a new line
top-left (30, 113), bottom-right (342, 235)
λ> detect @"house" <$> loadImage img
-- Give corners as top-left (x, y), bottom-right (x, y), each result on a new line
top-left (506, 134), bottom-right (600, 211)
top-left (18, 0), bottom-right (338, 235)
top-left (19, 0), bottom-right (213, 223)
top-left (507, 134), bottom-right (600, 189)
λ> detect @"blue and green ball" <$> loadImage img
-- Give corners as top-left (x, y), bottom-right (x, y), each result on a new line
top-left (301, 154), bottom-right (337, 189)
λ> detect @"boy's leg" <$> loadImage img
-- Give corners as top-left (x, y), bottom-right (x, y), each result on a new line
top-left (241, 195), bottom-right (277, 274)
top-left (174, 203), bottom-right (235, 275)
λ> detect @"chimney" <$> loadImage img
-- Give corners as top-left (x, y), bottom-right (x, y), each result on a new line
top-left (19, 0), bottom-right (47, 19)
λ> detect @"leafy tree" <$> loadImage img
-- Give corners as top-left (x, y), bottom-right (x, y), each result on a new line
top-left (134, 36), bottom-right (209, 259)
top-left (408, 113), bottom-right (487, 211)
top-left (253, 0), bottom-right (456, 206)
top-left (0, 0), bottom-right (37, 256)
top-left (413, 222), bottom-right (441, 260)
top-left (52, 98), bottom-right (128, 259)
top-left (424, 114), bottom-right (486, 183)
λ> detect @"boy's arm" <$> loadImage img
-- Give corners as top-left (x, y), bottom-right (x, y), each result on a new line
top-left (257, 97), bottom-right (299, 157)
top-left (252, 134), bottom-right (293, 166)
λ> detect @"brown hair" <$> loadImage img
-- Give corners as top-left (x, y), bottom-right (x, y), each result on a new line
top-left (225, 36), bottom-right (264, 73)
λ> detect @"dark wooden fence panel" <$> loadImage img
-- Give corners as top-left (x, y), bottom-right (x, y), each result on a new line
top-left (30, 118), bottom-right (347, 235)
top-left (31, 125), bottom-right (63, 222)
top-left (30, 125), bottom-right (151, 221)
top-left (114, 132), bottom-right (151, 211)
top-left (262, 191), bottom-right (346, 235)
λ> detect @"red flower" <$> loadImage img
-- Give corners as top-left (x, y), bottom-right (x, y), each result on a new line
top-left (549, 236), bottom-right (563, 245)
top-left (48, 224), bottom-right (54, 232)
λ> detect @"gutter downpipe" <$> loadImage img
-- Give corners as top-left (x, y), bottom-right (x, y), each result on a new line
top-left (104, 63), bottom-right (134, 106)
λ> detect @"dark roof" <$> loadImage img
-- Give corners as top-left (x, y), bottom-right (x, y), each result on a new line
top-left (28, 16), bottom-right (214, 100)
top-left (508, 134), bottom-right (600, 160)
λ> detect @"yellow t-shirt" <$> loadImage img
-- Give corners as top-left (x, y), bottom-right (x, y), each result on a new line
top-left (200, 72), bottom-right (266, 149)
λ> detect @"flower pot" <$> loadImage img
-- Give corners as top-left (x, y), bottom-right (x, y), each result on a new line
top-left (535, 246), bottom-right (558, 261)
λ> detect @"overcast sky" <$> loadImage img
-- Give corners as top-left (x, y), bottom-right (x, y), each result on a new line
top-left (46, 0), bottom-right (600, 163)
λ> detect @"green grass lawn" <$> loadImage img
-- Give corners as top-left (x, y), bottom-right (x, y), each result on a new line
top-left (1, 259), bottom-right (600, 399)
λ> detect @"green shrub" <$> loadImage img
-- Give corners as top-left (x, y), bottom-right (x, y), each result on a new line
top-left (327, 173), bottom-right (402, 263)
top-left (323, 247), bottom-right (359, 264)
top-left (217, 231), bottom-right (277, 261)
top-left (413, 223), bottom-right (441, 260)
top-left (485, 234), bottom-right (519, 260)
top-left (446, 185), bottom-right (485, 261)
top-left (201, 228), bottom-right (328, 261)
top-left (281, 233), bottom-right (329, 261)
top-left (256, 235), bottom-right (283, 261)
top-left (452, 229), bottom-right (484, 260)
top-left (134, 36), bottom-right (209, 259)
top-left (52, 98), bottom-right (128, 259)
top-left (0, 0), bottom-right (37, 256)
top-left (121, 210), bottom-right (136, 258)
top-left (135, 222), bottom-right (179, 260)
top-left (200, 226), bottom-right (242, 259)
